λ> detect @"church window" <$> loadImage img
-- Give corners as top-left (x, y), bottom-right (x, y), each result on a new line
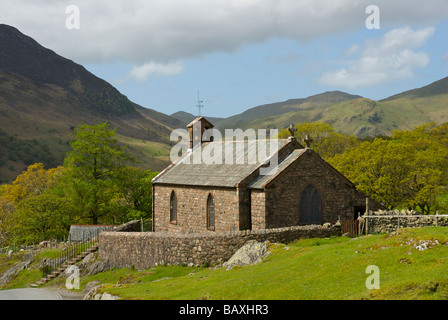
top-left (299, 184), bottom-right (322, 224)
top-left (207, 194), bottom-right (215, 230)
top-left (170, 191), bottom-right (177, 223)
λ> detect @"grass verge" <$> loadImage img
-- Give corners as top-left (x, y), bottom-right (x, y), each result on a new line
top-left (80, 227), bottom-right (448, 300)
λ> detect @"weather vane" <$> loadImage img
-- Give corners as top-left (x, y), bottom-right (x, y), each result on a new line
top-left (196, 91), bottom-right (204, 116)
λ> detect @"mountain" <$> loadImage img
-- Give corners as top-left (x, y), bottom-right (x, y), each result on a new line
top-left (0, 24), bottom-right (183, 183)
top-left (212, 91), bottom-right (362, 130)
top-left (377, 76), bottom-right (448, 130)
top-left (381, 76), bottom-right (448, 100)
top-left (209, 77), bottom-right (448, 137)
top-left (1, 24), bottom-right (446, 182)
top-left (170, 111), bottom-right (223, 126)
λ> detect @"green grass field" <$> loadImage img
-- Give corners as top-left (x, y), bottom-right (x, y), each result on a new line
top-left (2, 226), bottom-right (448, 299)
top-left (79, 227), bottom-right (448, 300)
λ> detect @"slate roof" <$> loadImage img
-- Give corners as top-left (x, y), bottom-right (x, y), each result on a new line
top-left (152, 139), bottom-right (290, 187)
top-left (248, 149), bottom-right (307, 189)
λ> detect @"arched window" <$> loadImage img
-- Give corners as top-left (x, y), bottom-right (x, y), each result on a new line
top-left (207, 194), bottom-right (215, 230)
top-left (170, 191), bottom-right (177, 223)
top-left (299, 184), bottom-right (321, 224)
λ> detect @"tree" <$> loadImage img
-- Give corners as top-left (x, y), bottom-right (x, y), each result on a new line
top-left (11, 193), bottom-right (72, 244)
top-left (329, 124), bottom-right (448, 213)
top-left (0, 192), bottom-right (14, 246)
top-left (112, 167), bottom-right (158, 223)
top-left (278, 122), bottom-right (358, 160)
top-left (0, 163), bottom-right (67, 245)
top-left (63, 122), bottom-right (134, 224)
top-left (1, 163), bottom-right (63, 205)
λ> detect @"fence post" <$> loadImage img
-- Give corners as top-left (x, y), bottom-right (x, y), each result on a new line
top-left (366, 216), bottom-right (368, 235)
top-left (436, 211), bottom-right (439, 227)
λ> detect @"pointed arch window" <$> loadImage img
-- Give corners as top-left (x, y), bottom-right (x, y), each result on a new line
top-left (299, 184), bottom-right (322, 224)
top-left (207, 194), bottom-right (215, 230)
top-left (170, 191), bottom-right (177, 224)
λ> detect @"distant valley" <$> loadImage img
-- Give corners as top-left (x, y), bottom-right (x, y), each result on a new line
top-left (172, 76), bottom-right (448, 138)
top-left (1, 23), bottom-right (447, 183)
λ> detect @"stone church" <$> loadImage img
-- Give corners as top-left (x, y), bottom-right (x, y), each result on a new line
top-left (151, 117), bottom-right (382, 233)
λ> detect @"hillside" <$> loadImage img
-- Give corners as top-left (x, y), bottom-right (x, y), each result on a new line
top-left (378, 76), bottom-right (448, 130)
top-left (0, 24), bottom-right (183, 182)
top-left (170, 111), bottom-right (223, 126)
top-left (213, 91), bottom-right (363, 130)
top-left (1, 23), bottom-right (446, 182)
top-left (210, 77), bottom-right (448, 138)
top-left (81, 227), bottom-right (448, 300)
top-left (2, 227), bottom-right (448, 301)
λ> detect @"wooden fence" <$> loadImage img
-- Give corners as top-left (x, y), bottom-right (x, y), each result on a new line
top-left (341, 219), bottom-right (359, 237)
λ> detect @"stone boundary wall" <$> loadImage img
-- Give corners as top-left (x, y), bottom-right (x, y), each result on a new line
top-left (99, 224), bottom-right (342, 270)
top-left (362, 213), bottom-right (448, 234)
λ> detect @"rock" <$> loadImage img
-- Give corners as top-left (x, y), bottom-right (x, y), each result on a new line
top-left (77, 252), bottom-right (110, 276)
top-left (85, 259), bottom-right (110, 276)
top-left (79, 252), bottom-right (96, 265)
top-left (101, 293), bottom-right (118, 300)
top-left (222, 240), bottom-right (271, 270)
top-left (0, 252), bottom-right (35, 286)
top-left (83, 283), bottom-right (101, 300)
top-left (114, 220), bottom-right (141, 232)
top-left (322, 223), bottom-right (331, 228)
top-left (82, 281), bottom-right (119, 300)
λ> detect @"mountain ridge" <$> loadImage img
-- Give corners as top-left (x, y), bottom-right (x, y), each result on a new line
top-left (0, 23), bottom-right (447, 182)
top-left (185, 77), bottom-right (447, 137)
top-left (0, 24), bottom-right (183, 182)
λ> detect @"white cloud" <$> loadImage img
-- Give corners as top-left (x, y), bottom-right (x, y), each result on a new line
top-left (1, 0), bottom-right (447, 65)
top-left (122, 61), bottom-right (184, 82)
top-left (318, 27), bottom-right (435, 89)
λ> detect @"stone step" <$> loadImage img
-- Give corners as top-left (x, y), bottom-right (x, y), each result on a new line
top-left (35, 243), bottom-right (99, 286)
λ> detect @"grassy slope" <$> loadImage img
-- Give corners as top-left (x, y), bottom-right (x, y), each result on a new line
top-left (2, 227), bottom-right (448, 299)
top-left (79, 227), bottom-right (448, 300)
top-left (213, 77), bottom-right (448, 137)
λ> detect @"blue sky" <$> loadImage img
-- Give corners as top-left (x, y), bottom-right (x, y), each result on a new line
top-left (2, 1), bottom-right (448, 118)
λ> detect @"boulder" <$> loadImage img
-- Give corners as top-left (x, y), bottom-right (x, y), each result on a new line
top-left (85, 259), bottom-right (110, 276)
top-left (0, 252), bottom-right (35, 286)
top-left (222, 240), bottom-right (271, 270)
top-left (82, 281), bottom-right (118, 300)
top-left (114, 220), bottom-right (141, 232)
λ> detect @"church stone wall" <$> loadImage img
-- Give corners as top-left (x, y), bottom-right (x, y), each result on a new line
top-left (99, 224), bottom-right (341, 270)
top-left (250, 190), bottom-right (267, 229)
top-left (262, 151), bottom-right (381, 229)
top-left (153, 185), bottom-right (241, 233)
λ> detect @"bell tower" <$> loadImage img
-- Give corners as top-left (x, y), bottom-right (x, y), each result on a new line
top-left (186, 117), bottom-right (214, 149)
